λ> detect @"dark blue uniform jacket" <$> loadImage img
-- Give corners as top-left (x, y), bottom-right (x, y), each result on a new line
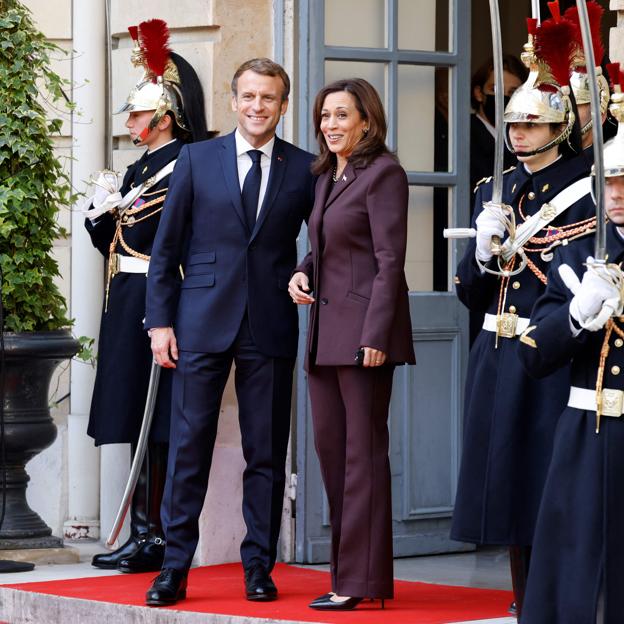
top-left (85, 140), bottom-right (181, 445)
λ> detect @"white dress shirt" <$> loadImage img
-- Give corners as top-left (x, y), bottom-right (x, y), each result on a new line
top-left (235, 129), bottom-right (274, 218)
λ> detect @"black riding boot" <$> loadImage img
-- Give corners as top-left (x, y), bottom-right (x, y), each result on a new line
top-left (509, 545), bottom-right (532, 619)
top-left (118, 442), bottom-right (168, 573)
top-left (92, 443), bottom-right (149, 569)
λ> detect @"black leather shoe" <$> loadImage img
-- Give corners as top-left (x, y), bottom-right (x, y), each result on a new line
top-left (118, 536), bottom-right (165, 573)
top-left (91, 535), bottom-right (143, 570)
top-left (309, 595), bottom-right (363, 611)
top-left (244, 565), bottom-right (278, 601)
top-left (145, 568), bottom-right (187, 606)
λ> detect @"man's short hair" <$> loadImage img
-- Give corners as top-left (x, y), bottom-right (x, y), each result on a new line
top-left (231, 58), bottom-right (290, 102)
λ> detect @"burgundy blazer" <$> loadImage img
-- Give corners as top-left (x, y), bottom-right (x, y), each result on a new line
top-left (297, 152), bottom-right (416, 368)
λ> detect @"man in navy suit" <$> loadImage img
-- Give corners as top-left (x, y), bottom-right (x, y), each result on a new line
top-left (143, 58), bottom-right (315, 606)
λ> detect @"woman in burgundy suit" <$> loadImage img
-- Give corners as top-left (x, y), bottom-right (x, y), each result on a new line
top-left (289, 78), bottom-right (415, 611)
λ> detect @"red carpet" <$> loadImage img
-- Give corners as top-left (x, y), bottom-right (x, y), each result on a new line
top-left (4, 562), bottom-right (513, 623)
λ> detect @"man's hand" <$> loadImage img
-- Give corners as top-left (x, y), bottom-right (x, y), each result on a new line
top-left (362, 346), bottom-right (387, 367)
top-left (150, 327), bottom-right (179, 368)
top-left (288, 272), bottom-right (315, 305)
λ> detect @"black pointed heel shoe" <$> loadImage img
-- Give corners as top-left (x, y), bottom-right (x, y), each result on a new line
top-left (309, 595), bottom-right (363, 611)
top-left (309, 592), bottom-right (335, 606)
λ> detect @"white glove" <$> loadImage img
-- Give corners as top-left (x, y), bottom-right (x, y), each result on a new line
top-left (475, 203), bottom-right (507, 262)
top-left (567, 258), bottom-right (623, 331)
top-left (83, 171), bottom-right (122, 219)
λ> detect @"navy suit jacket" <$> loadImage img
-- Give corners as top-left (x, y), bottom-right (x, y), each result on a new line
top-left (145, 131), bottom-right (316, 358)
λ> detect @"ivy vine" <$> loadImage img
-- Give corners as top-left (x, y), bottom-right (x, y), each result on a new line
top-left (0, 0), bottom-right (75, 331)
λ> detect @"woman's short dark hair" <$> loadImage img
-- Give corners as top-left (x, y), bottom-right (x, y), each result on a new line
top-left (470, 54), bottom-right (528, 110)
top-left (311, 78), bottom-right (392, 175)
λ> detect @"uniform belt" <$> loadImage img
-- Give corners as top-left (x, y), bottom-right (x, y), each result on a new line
top-left (482, 312), bottom-right (530, 338)
top-left (109, 253), bottom-right (149, 275)
top-left (568, 386), bottom-right (624, 418)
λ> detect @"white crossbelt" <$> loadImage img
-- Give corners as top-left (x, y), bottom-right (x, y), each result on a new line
top-left (500, 176), bottom-right (592, 262)
top-left (482, 312), bottom-right (530, 336)
top-left (568, 386), bottom-right (624, 417)
top-left (85, 160), bottom-right (177, 220)
top-left (112, 254), bottom-right (149, 274)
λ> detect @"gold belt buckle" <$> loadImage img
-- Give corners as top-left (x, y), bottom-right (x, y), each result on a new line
top-left (497, 313), bottom-right (518, 339)
top-left (601, 388), bottom-right (624, 418)
top-left (109, 253), bottom-right (120, 278)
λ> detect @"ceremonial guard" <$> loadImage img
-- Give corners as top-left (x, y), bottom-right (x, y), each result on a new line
top-left (450, 5), bottom-right (600, 616)
top-left (565, 2), bottom-right (610, 154)
top-left (85, 20), bottom-right (208, 572)
top-left (518, 65), bottom-right (624, 624)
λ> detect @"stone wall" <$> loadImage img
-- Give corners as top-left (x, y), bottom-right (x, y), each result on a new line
top-left (611, 0), bottom-right (624, 64)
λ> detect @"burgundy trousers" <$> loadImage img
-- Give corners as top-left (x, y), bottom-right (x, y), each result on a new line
top-left (308, 364), bottom-right (395, 599)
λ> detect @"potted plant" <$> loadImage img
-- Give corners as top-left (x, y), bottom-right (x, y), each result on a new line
top-left (0, 0), bottom-right (80, 548)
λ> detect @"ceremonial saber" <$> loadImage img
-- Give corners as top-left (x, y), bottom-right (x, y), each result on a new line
top-left (106, 361), bottom-right (161, 549)
top-left (576, 0), bottom-right (606, 261)
top-left (444, 0), bottom-right (505, 241)
top-left (488, 0), bottom-right (505, 209)
top-left (531, 0), bottom-right (541, 25)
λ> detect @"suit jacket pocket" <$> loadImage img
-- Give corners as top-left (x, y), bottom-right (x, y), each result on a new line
top-left (181, 273), bottom-right (215, 289)
top-left (185, 252), bottom-right (216, 276)
top-left (346, 290), bottom-right (370, 305)
top-left (187, 251), bottom-right (216, 265)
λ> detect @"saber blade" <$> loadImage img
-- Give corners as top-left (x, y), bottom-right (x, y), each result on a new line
top-left (576, 0), bottom-right (606, 261)
top-left (489, 0), bottom-right (505, 205)
top-left (106, 361), bottom-right (161, 549)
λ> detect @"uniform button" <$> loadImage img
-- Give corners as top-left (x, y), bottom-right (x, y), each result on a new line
top-left (528, 192), bottom-right (536, 200)
top-left (320, 298), bottom-right (328, 305)
top-left (611, 366), bottom-right (621, 375)
top-left (509, 305), bottom-right (517, 314)
top-left (615, 339), bottom-right (623, 348)
top-left (512, 281), bottom-right (521, 290)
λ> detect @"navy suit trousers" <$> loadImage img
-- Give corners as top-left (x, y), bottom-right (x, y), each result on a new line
top-left (161, 314), bottom-right (295, 572)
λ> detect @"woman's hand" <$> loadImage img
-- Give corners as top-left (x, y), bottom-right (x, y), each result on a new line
top-left (288, 272), bottom-right (315, 305)
top-left (362, 346), bottom-right (387, 367)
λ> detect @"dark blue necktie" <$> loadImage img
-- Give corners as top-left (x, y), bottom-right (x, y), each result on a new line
top-left (241, 149), bottom-right (263, 233)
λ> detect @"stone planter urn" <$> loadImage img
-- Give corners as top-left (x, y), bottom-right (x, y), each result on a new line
top-left (0, 330), bottom-right (79, 549)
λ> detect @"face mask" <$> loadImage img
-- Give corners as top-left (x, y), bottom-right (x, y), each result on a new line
top-left (482, 94), bottom-right (511, 126)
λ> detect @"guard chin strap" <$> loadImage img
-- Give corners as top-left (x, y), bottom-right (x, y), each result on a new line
top-left (133, 126), bottom-right (151, 146)
top-left (504, 111), bottom-right (576, 157)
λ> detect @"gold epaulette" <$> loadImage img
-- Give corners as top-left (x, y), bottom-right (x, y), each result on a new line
top-left (519, 325), bottom-right (537, 349)
top-left (473, 166), bottom-right (516, 194)
top-left (473, 175), bottom-right (492, 194)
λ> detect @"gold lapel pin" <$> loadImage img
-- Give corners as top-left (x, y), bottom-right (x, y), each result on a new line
top-left (142, 166), bottom-right (148, 174)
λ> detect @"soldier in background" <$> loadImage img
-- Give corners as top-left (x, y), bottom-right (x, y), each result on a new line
top-left (85, 19), bottom-right (208, 573)
top-left (518, 64), bottom-right (624, 624)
